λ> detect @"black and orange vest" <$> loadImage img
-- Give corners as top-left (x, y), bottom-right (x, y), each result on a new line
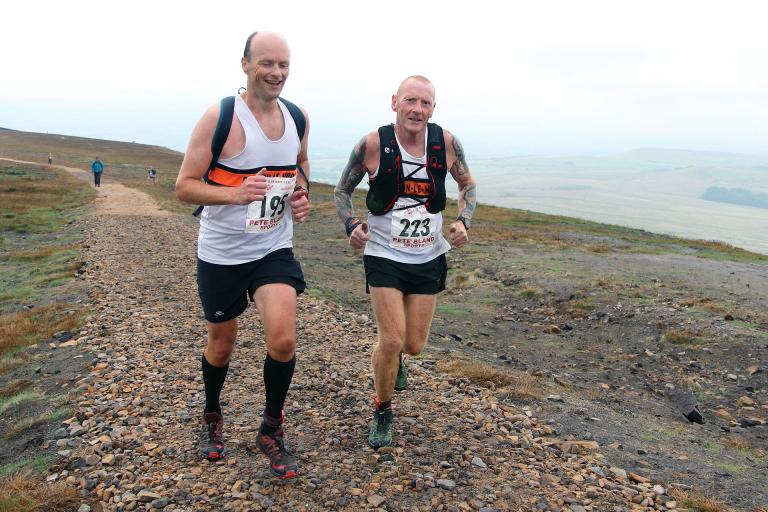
top-left (204, 96), bottom-right (306, 187)
top-left (191, 95), bottom-right (306, 217)
top-left (366, 123), bottom-right (448, 216)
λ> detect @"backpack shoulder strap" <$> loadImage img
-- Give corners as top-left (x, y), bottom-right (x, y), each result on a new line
top-left (426, 123), bottom-right (447, 173)
top-left (207, 96), bottom-right (236, 174)
top-left (194, 95), bottom-right (305, 217)
top-left (208, 96), bottom-right (303, 175)
top-left (377, 124), bottom-right (399, 173)
top-left (278, 97), bottom-right (306, 141)
top-left (366, 124), bottom-right (401, 215)
top-left (193, 96), bottom-right (235, 217)
top-left (424, 123), bottom-right (448, 213)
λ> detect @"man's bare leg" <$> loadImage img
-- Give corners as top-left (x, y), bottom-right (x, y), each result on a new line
top-left (254, 283), bottom-right (297, 363)
top-left (367, 286), bottom-right (406, 448)
top-left (370, 286), bottom-right (406, 402)
top-left (402, 294), bottom-right (438, 356)
top-left (394, 293), bottom-right (438, 391)
top-left (205, 319), bottom-right (237, 366)
top-left (253, 283), bottom-right (299, 478)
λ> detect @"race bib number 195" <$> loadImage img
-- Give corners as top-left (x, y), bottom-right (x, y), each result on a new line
top-left (245, 171), bottom-right (296, 233)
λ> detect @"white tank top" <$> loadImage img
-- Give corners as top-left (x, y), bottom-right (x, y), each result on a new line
top-left (197, 96), bottom-right (301, 264)
top-left (364, 134), bottom-right (451, 263)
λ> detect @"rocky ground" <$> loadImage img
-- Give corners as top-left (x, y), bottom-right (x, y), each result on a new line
top-left (294, 190), bottom-right (768, 511)
top-left (36, 183), bottom-right (689, 512)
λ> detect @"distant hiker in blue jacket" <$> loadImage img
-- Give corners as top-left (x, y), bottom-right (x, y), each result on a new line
top-left (91, 157), bottom-right (104, 187)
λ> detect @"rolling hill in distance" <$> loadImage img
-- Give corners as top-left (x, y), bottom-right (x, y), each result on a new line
top-left (2, 127), bottom-right (766, 254)
top-left (314, 146), bottom-right (768, 256)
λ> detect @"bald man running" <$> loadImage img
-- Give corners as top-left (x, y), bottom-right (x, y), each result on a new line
top-left (334, 75), bottom-right (477, 448)
top-left (176, 31), bottom-right (310, 478)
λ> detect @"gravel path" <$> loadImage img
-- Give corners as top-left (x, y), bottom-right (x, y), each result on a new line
top-left (49, 185), bottom-right (677, 511)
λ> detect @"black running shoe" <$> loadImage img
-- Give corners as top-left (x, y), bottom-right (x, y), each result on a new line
top-left (257, 413), bottom-right (298, 479)
top-left (199, 412), bottom-right (226, 460)
top-left (368, 407), bottom-right (393, 449)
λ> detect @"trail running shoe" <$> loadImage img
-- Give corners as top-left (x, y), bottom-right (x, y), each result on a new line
top-left (368, 407), bottom-right (394, 449)
top-left (257, 425), bottom-right (298, 479)
top-left (394, 353), bottom-right (408, 391)
top-left (199, 412), bottom-right (226, 460)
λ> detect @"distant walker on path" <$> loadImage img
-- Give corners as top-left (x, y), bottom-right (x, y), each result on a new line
top-left (147, 167), bottom-right (157, 185)
top-left (48, 152), bottom-right (53, 166)
top-left (91, 157), bottom-right (104, 187)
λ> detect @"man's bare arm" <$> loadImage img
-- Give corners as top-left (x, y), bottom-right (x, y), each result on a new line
top-left (175, 105), bottom-right (269, 207)
top-left (334, 136), bottom-right (369, 235)
top-left (449, 135), bottom-right (477, 225)
top-left (175, 106), bottom-right (231, 205)
top-left (296, 107), bottom-right (311, 190)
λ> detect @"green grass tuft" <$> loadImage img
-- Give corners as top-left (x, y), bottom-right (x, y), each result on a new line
top-left (518, 287), bottom-right (541, 300)
top-left (0, 391), bottom-right (44, 415)
top-left (437, 303), bottom-right (471, 316)
top-left (662, 330), bottom-right (705, 345)
top-left (0, 454), bottom-right (51, 477)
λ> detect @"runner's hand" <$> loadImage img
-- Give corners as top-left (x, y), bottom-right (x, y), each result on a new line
top-left (448, 220), bottom-right (468, 248)
top-left (350, 222), bottom-right (369, 250)
top-left (231, 169), bottom-right (268, 205)
top-left (291, 188), bottom-right (309, 223)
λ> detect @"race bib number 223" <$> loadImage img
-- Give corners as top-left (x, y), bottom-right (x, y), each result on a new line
top-left (389, 200), bottom-right (437, 250)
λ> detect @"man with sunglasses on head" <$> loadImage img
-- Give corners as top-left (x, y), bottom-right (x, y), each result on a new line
top-left (334, 75), bottom-right (477, 449)
top-left (176, 31), bottom-right (310, 479)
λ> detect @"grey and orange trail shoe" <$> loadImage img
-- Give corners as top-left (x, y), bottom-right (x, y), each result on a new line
top-left (199, 412), bottom-right (226, 460)
top-left (368, 400), bottom-right (394, 449)
top-left (256, 413), bottom-right (298, 479)
top-left (394, 353), bottom-right (408, 392)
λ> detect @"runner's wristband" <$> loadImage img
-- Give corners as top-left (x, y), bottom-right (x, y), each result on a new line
top-left (294, 184), bottom-right (309, 197)
top-left (456, 215), bottom-right (470, 230)
top-left (345, 217), bottom-right (362, 237)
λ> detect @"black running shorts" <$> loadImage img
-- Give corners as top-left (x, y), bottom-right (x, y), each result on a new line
top-left (197, 248), bottom-right (305, 323)
top-left (363, 254), bottom-right (447, 295)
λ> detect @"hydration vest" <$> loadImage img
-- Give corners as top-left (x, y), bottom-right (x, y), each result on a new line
top-left (192, 94), bottom-right (306, 217)
top-left (366, 123), bottom-right (447, 216)
top-left (204, 95), bottom-right (306, 186)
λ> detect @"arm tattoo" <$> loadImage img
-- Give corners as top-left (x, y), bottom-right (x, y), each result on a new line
top-left (334, 137), bottom-right (368, 228)
top-left (449, 135), bottom-right (476, 221)
top-left (460, 182), bottom-right (477, 221)
top-left (450, 136), bottom-right (469, 176)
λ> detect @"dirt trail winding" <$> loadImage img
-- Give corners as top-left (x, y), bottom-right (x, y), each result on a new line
top-left (10, 163), bottom-right (677, 511)
top-left (0, 157), bottom-right (170, 217)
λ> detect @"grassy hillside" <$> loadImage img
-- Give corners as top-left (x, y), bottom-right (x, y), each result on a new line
top-left (2, 128), bottom-right (765, 262)
top-left (0, 161), bottom-right (92, 345)
top-left (0, 128), bottom-right (187, 214)
top-left (0, 160), bottom-right (89, 510)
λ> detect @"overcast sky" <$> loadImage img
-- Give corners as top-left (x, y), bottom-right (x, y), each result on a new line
top-left (1, 0), bottom-right (766, 156)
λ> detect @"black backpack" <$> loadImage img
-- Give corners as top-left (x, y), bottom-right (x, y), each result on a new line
top-left (366, 123), bottom-right (447, 215)
top-left (192, 95), bottom-right (306, 217)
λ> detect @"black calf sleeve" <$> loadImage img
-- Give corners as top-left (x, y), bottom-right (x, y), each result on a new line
top-left (263, 354), bottom-right (296, 421)
top-left (202, 354), bottom-right (229, 415)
